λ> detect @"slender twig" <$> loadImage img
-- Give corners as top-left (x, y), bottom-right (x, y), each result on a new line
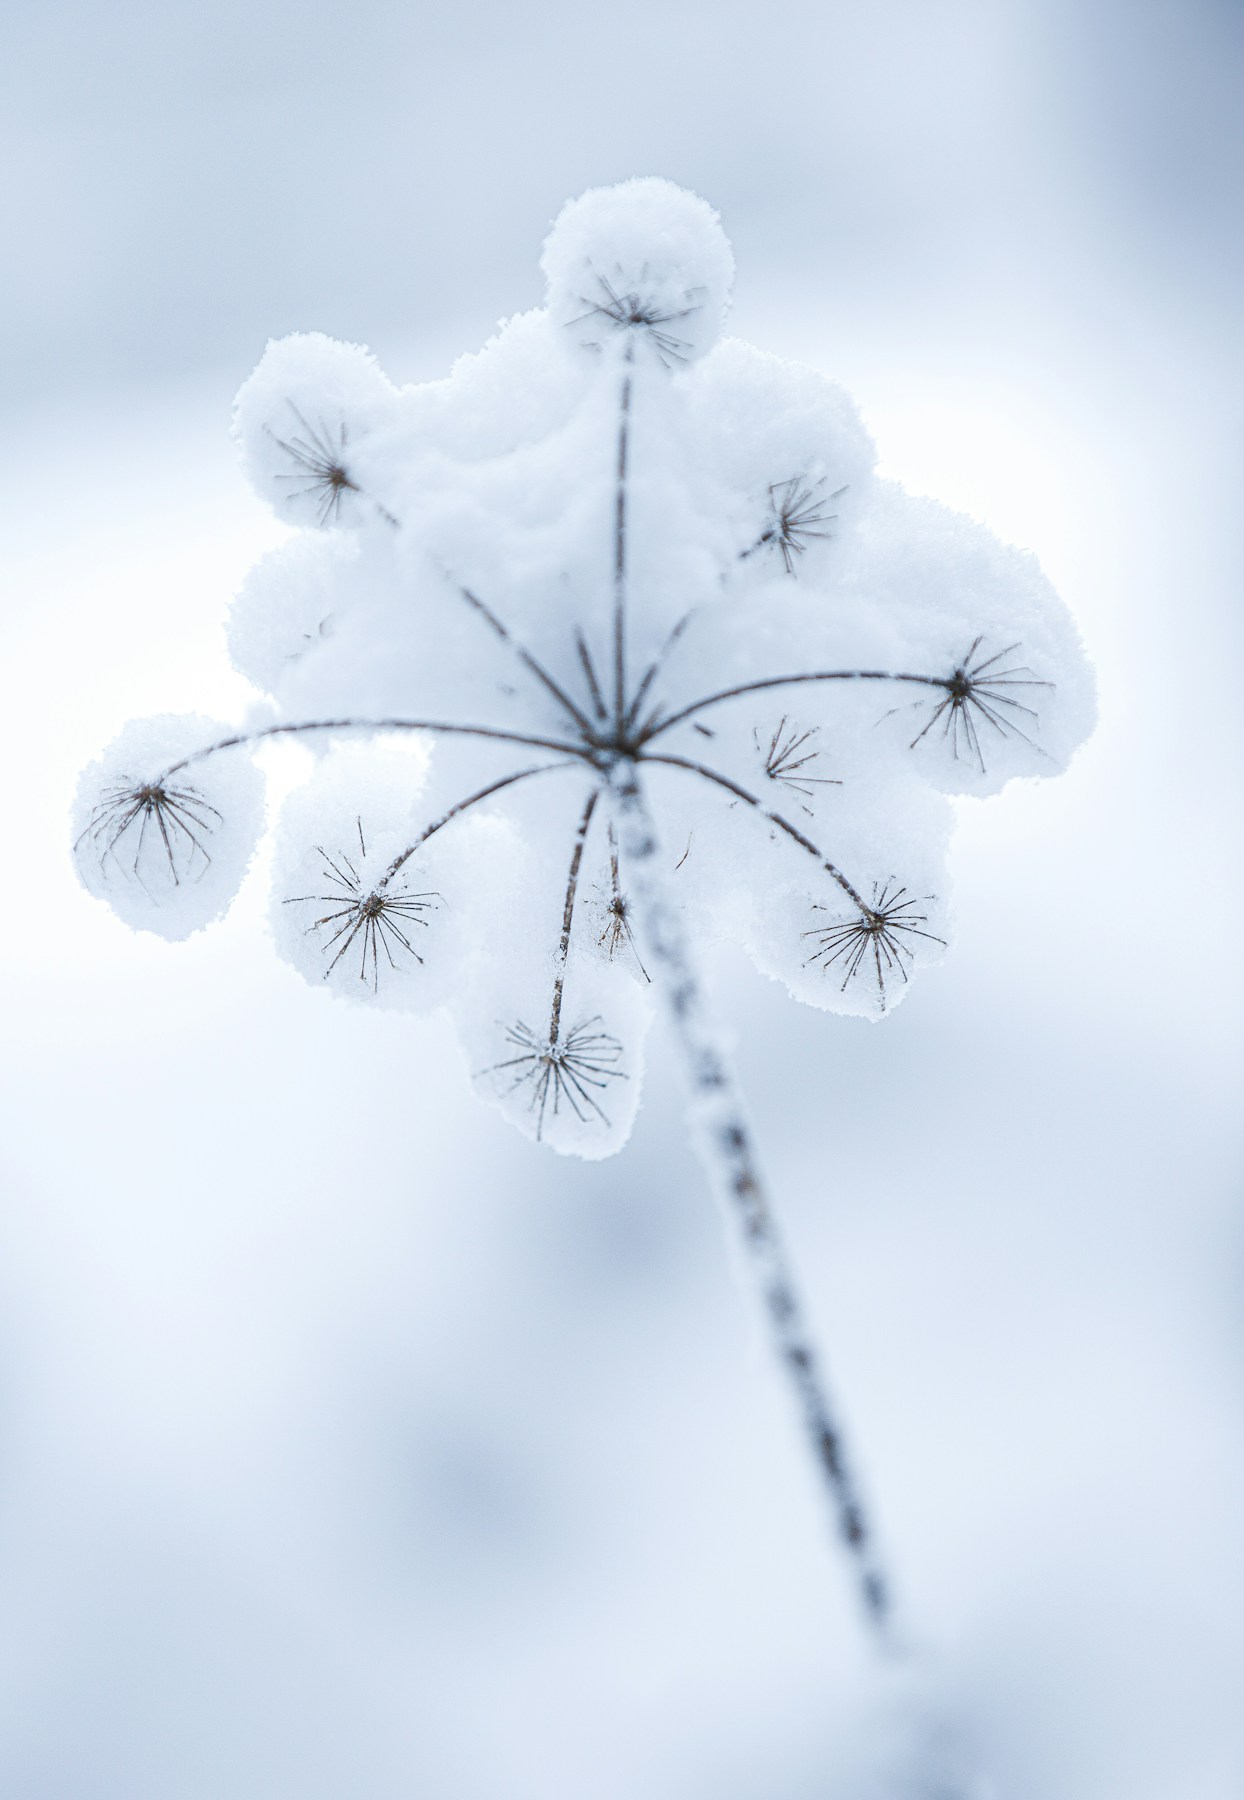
top-left (550, 789), bottom-right (600, 1044)
top-left (613, 344), bottom-right (634, 729)
top-left (623, 606), bottom-right (696, 735)
top-left (379, 763), bottom-right (569, 890)
top-left (455, 580), bottom-right (598, 737)
top-left (576, 628), bottom-right (609, 723)
top-left (645, 753), bottom-right (870, 913)
top-left (157, 717), bottom-right (588, 783)
top-left (483, 785), bottom-right (627, 1141)
top-left (599, 823), bottom-right (649, 979)
top-left (639, 668), bottom-right (948, 744)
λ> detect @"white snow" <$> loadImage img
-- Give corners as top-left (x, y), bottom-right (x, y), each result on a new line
top-left (73, 179), bottom-right (1095, 1152)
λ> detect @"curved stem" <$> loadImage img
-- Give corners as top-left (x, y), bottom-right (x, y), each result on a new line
top-left (455, 580), bottom-right (598, 737)
top-left (624, 605), bottom-right (696, 735)
top-left (607, 760), bottom-right (893, 1641)
top-left (576, 628), bottom-right (609, 724)
top-left (644, 752), bottom-right (870, 914)
top-left (378, 762), bottom-right (569, 890)
top-left (641, 669), bottom-right (948, 744)
top-left (158, 717), bottom-right (587, 782)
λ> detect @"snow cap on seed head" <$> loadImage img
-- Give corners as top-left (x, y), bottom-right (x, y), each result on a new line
top-left (542, 177), bottom-right (734, 367)
top-left (232, 331), bottom-right (400, 530)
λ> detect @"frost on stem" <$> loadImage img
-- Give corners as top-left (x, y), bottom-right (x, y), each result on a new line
top-left (595, 829), bottom-right (650, 980)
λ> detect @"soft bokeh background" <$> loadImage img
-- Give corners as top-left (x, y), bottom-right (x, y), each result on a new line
top-left (2, 1), bottom-right (1242, 1794)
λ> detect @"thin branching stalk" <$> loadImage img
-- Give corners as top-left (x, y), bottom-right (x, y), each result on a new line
top-left (550, 789), bottom-right (600, 1044)
top-left (378, 763), bottom-right (569, 890)
top-left (624, 607), bottom-right (695, 735)
top-left (576, 628), bottom-right (609, 723)
top-left (157, 717), bottom-right (588, 783)
top-left (641, 668), bottom-right (950, 743)
top-left (484, 784), bottom-right (623, 1140)
top-left (456, 581), bottom-right (598, 736)
top-left (645, 752), bottom-right (870, 913)
top-left (600, 823), bottom-right (649, 979)
top-left (608, 758), bottom-right (892, 1639)
top-left (613, 344), bottom-right (634, 727)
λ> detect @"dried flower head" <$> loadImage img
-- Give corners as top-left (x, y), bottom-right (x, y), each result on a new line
top-left (71, 177), bottom-right (1095, 1637)
top-left (745, 474), bottom-right (846, 573)
top-left (284, 820), bottom-right (439, 991)
top-left (484, 1016), bottom-right (626, 1141)
top-left (72, 178), bottom-right (1093, 1141)
top-left (803, 880), bottom-right (946, 1010)
top-left (264, 404), bottom-right (369, 527)
top-left (76, 778), bottom-right (221, 888)
top-left (568, 270), bottom-right (702, 366)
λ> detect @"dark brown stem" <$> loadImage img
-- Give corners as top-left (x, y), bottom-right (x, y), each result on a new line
top-left (158, 717), bottom-right (587, 783)
top-left (641, 669), bottom-right (948, 744)
top-left (378, 763), bottom-right (568, 890)
top-left (576, 628), bottom-right (609, 723)
top-left (624, 607), bottom-right (695, 735)
top-left (613, 344), bottom-right (634, 728)
top-left (456, 581), bottom-right (597, 737)
top-left (549, 789), bottom-right (600, 1045)
top-left (644, 752), bottom-right (871, 914)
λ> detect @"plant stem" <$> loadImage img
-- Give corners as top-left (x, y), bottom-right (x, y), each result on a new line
top-left (607, 758), bottom-right (893, 1641)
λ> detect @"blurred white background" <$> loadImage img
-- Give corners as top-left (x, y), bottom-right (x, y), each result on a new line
top-left (2, 1), bottom-right (1242, 1794)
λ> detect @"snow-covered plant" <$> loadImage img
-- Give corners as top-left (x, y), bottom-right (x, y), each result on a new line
top-left (73, 177), bottom-right (1094, 1639)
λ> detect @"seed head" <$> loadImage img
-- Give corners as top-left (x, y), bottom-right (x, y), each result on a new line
top-left (803, 880), bottom-right (945, 1010)
top-left (485, 1016), bottom-right (625, 1139)
top-left (76, 779), bottom-right (221, 888)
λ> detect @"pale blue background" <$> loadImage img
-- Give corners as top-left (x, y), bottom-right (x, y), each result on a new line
top-left (1, 1), bottom-right (1241, 1794)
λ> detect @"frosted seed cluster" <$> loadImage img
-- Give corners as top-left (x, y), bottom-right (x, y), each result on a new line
top-left (72, 174), bottom-right (1095, 1158)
